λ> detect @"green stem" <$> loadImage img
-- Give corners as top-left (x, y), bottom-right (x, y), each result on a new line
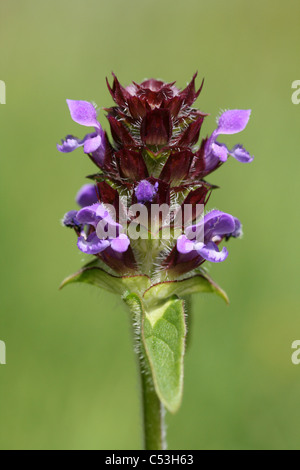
top-left (126, 292), bottom-right (166, 450)
top-left (138, 352), bottom-right (166, 450)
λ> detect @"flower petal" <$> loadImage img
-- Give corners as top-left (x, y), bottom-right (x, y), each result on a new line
top-left (197, 241), bottom-right (229, 263)
top-left (76, 184), bottom-right (98, 208)
top-left (211, 142), bottom-right (228, 162)
top-left (91, 142), bottom-right (106, 167)
top-left (217, 109), bottom-right (251, 135)
top-left (110, 234), bottom-right (130, 253)
top-left (185, 222), bottom-right (204, 243)
top-left (95, 204), bottom-right (110, 220)
top-left (83, 133), bottom-right (102, 154)
top-left (77, 232), bottom-right (110, 255)
top-left (177, 235), bottom-right (195, 254)
top-left (62, 210), bottom-right (80, 227)
top-left (229, 144), bottom-right (254, 163)
top-left (203, 210), bottom-right (236, 241)
top-left (231, 218), bottom-right (243, 238)
top-left (135, 180), bottom-right (159, 204)
top-left (76, 203), bottom-right (101, 226)
top-left (57, 135), bottom-right (83, 153)
top-left (66, 100), bottom-right (100, 128)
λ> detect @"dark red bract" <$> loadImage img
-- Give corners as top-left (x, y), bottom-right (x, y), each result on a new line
top-left (104, 73), bottom-right (211, 185)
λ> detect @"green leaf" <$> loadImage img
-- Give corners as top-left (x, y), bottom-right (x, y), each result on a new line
top-left (60, 266), bottom-right (124, 294)
top-left (143, 273), bottom-right (229, 306)
top-left (143, 296), bottom-right (186, 413)
top-left (60, 264), bottom-right (150, 296)
top-left (124, 292), bottom-right (187, 413)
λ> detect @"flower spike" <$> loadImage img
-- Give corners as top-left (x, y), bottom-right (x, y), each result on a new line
top-left (59, 75), bottom-right (254, 441)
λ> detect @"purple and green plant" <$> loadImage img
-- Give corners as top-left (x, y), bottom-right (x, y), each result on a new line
top-left (58, 74), bottom-right (253, 450)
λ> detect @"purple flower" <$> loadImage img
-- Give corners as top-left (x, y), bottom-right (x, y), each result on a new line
top-left (62, 210), bottom-right (81, 228)
top-left (67, 99), bottom-right (99, 128)
top-left (76, 232), bottom-right (109, 255)
top-left (76, 184), bottom-right (99, 207)
top-left (76, 203), bottom-right (130, 255)
top-left (204, 110), bottom-right (253, 172)
top-left (135, 180), bottom-right (159, 204)
top-left (62, 185), bottom-right (99, 230)
top-left (177, 210), bottom-right (241, 263)
top-left (57, 100), bottom-right (106, 167)
top-left (76, 203), bottom-right (109, 227)
top-left (230, 217), bottom-right (243, 239)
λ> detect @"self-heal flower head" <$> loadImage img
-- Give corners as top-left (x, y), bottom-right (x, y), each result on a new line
top-left (59, 75), bottom-right (255, 430)
top-left (203, 110), bottom-right (253, 174)
top-left (177, 210), bottom-right (241, 264)
top-left (59, 75), bottom-right (252, 278)
top-left (57, 100), bottom-right (106, 167)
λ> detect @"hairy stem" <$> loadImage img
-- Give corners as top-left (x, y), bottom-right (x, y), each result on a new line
top-left (138, 348), bottom-right (166, 450)
top-left (126, 293), bottom-right (167, 450)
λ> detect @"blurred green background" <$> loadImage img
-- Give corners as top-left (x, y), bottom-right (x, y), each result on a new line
top-left (0, 0), bottom-right (299, 450)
